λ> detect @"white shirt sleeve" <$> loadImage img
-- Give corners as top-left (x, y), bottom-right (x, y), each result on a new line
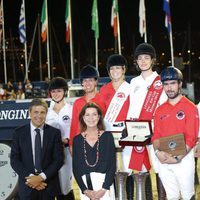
top-left (197, 102), bottom-right (200, 137)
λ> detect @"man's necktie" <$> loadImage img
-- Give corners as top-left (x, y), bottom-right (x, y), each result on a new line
top-left (35, 128), bottom-right (42, 172)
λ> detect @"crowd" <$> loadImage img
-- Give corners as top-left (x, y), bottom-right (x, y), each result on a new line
top-left (0, 78), bottom-right (49, 101)
top-left (10, 43), bottom-right (200, 200)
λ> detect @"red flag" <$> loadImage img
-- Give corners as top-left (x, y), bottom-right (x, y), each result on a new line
top-left (65, 0), bottom-right (70, 43)
top-left (111, 0), bottom-right (118, 37)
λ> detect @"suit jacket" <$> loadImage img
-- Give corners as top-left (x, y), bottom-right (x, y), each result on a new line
top-left (10, 123), bottom-right (64, 198)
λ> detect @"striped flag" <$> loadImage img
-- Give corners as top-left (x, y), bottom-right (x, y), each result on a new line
top-left (91, 0), bottom-right (99, 39)
top-left (163, 0), bottom-right (171, 33)
top-left (111, 0), bottom-right (118, 37)
top-left (41, 0), bottom-right (47, 42)
top-left (0, 0), bottom-right (3, 45)
top-left (139, 0), bottom-right (146, 37)
top-left (18, 1), bottom-right (26, 43)
top-left (65, 0), bottom-right (70, 43)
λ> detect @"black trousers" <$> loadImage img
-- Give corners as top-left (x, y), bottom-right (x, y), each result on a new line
top-left (18, 190), bottom-right (55, 200)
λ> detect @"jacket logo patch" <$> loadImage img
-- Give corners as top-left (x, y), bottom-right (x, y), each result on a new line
top-left (176, 111), bottom-right (185, 120)
top-left (63, 115), bottom-right (70, 121)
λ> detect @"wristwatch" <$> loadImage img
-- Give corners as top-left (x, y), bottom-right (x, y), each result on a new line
top-left (174, 156), bottom-right (180, 163)
top-left (0, 143), bottom-right (18, 200)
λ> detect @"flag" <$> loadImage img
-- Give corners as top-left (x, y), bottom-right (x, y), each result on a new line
top-left (18, 1), bottom-right (26, 44)
top-left (139, 0), bottom-right (146, 37)
top-left (111, 0), bottom-right (118, 37)
top-left (65, 0), bottom-right (70, 43)
top-left (41, 0), bottom-right (47, 42)
top-left (163, 0), bottom-right (171, 33)
top-left (91, 0), bottom-right (99, 39)
top-left (0, 0), bottom-right (3, 45)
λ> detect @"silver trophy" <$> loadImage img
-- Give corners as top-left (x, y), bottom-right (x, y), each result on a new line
top-left (134, 172), bottom-right (148, 200)
top-left (115, 171), bottom-right (129, 200)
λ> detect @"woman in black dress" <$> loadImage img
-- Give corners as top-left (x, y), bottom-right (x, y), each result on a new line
top-left (72, 102), bottom-right (116, 200)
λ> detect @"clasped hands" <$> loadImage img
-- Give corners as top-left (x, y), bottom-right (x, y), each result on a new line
top-left (84, 188), bottom-right (106, 200)
top-left (25, 175), bottom-right (47, 191)
top-left (156, 151), bottom-right (180, 164)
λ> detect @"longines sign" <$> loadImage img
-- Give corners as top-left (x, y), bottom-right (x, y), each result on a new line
top-left (0, 101), bottom-right (30, 128)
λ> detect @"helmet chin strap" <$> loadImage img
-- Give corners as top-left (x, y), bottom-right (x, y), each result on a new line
top-left (139, 65), bottom-right (152, 72)
top-left (52, 95), bottom-right (65, 104)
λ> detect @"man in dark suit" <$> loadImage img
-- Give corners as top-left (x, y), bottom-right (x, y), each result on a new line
top-left (10, 98), bottom-right (64, 200)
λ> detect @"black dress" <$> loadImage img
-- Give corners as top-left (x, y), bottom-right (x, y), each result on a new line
top-left (72, 131), bottom-right (116, 193)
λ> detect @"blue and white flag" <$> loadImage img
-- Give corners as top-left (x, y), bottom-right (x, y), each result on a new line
top-left (163, 0), bottom-right (171, 33)
top-left (18, 1), bottom-right (26, 43)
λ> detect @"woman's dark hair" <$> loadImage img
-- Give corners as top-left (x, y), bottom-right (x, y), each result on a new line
top-left (79, 102), bottom-right (105, 132)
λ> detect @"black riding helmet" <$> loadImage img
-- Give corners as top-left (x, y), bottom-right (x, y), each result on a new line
top-left (106, 54), bottom-right (127, 71)
top-left (48, 77), bottom-right (68, 91)
top-left (79, 64), bottom-right (99, 83)
top-left (134, 43), bottom-right (156, 59)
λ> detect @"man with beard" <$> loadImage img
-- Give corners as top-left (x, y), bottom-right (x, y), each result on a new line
top-left (152, 66), bottom-right (199, 200)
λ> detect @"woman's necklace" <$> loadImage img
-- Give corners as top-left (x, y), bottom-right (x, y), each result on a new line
top-left (83, 131), bottom-right (100, 167)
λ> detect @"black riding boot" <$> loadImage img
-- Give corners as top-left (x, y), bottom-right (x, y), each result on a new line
top-left (190, 195), bottom-right (195, 200)
top-left (195, 158), bottom-right (199, 185)
top-left (145, 173), bottom-right (153, 200)
top-left (126, 175), bottom-right (134, 200)
top-left (156, 173), bottom-right (166, 200)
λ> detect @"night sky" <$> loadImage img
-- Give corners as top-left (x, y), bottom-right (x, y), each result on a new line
top-left (1, 0), bottom-right (200, 81)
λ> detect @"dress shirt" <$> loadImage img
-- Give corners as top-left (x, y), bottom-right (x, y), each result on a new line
top-left (30, 122), bottom-right (46, 180)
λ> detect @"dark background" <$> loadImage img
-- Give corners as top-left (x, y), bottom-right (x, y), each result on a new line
top-left (1, 0), bottom-right (200, 88)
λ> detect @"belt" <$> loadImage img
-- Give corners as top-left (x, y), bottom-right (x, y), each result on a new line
top-left (85, 173), bottom-right (93, 190)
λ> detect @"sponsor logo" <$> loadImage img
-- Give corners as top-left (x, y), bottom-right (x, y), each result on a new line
top-left (116, 92), bottom-right (125, 99)
top-left (0, 109), bottom-right (29, 120)
top-left (154, 80), bottom-right (162, 90)
top-left (176, 111), bottom-right (185, 120)
top-left (160, 114), bottom-right (168, 120)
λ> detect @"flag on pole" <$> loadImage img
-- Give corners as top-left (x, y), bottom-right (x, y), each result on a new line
top-left (65, 0), bottom-right (70, 43)
top-left (163, 0), bottom-right (171, 33)
top-left (139, 0), bottom-right (146, 37)
top-left (18, 1), bottom-right (26, 44)
top-left (0, 0), bottom-right (3, 45)
top-left (111, 0), bottom-right (118, 37)
top-left (91, 0), bottom-right (99, 39)
top-left (41, 0), bottom-right (47, 42)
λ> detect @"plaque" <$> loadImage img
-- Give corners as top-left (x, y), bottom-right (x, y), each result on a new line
top-left (119, 120), bottom-right (152, 146)
top-left (159, 133), bottom-right (187, 156)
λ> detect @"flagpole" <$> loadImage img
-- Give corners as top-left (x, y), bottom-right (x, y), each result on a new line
top-left (69, 0), bottom-right (74, 79)
top-left (95, 38), bottom-right (98, 69)
top-left (169, 25), bottom-right (174, 66)
top-left (1, 0), bottom-right (7, 83)
top-left (91, 0), bottom-right (99, 70)
top-left (45, 0), bottom-right (51, 79)
top-left (22, 0), bottom-right (28, 80)
top-left (117, 10), bottom-right (121, 55)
